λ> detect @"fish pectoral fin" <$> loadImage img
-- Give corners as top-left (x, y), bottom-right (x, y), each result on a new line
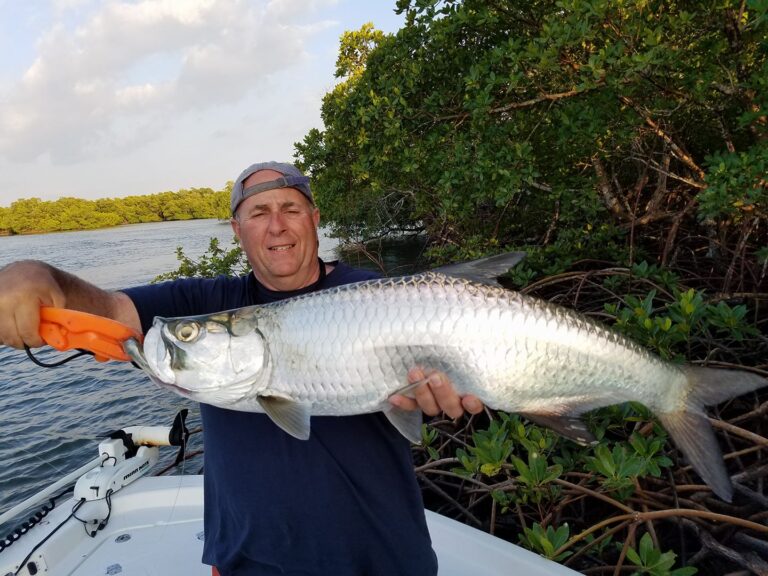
top-left (384, 406), bottom-right (423, 444)
top-left (520, 412), bottom-right (597, 446)
top-left (389, 376), bottom-right (432, 400)
top-left (257, 395), bottom-right (311, 440)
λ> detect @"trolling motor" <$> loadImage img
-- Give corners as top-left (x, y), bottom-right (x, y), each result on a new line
top-left (75, 410), bottom-right (189, 502)
top-left (0, 410), bottom-right (191, 569)
top-left (68, 410), bottom-right (189, 536)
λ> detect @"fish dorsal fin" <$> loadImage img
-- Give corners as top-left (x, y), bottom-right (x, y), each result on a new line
top-left (431, 251), bottom-right (526, 286)
top-left (520, 412), bottom-right (597, 446)
top-left (257, 394), bottom-right (311, 440)
top-left (383, 405), bottom-right (423, 444)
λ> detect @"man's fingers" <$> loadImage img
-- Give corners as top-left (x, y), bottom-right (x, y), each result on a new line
top-left (0, 300), bottom-right (40, 348)
top-left (0, 319), bottom-right (22, 349)
top-left (0, 261), bottom-right (66, 350)
top-left (424, 372), bottom-right (464, 419)
top-left (407, 367), bottom-right (426, 386)
top-left (405, 366), bottom-right (442, 416)
top-left (389, 368), bottom-right (428, 411)
top-left (392, 368), bottom-right (486, 418)
top-left (389, 394), bottom-right (419, 411)
top-left (16, 284), bottom-right (64, 348)
top-left (16, 303), bottom-right (45, 348)
top-left (462, 395), bottom-right (484, 415)
top-left (413, 373), bottom-right (441, 416)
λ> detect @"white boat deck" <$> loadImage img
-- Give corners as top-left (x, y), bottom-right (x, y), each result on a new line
top-left (1, 475), bottom-right (579, 575)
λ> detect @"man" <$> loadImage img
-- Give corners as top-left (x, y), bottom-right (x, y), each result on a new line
top-left (0, 162), bottom-right (483, 575)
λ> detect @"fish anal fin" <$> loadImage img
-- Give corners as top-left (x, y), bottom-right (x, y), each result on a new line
top-left (257, 395), bottom-right (311, 440)
top-left (384, 406), bottom-right (423, 444)
top-left (520, 412), bottom-right (597, 446)
top-left (657, 410), bottom-right (733, 502)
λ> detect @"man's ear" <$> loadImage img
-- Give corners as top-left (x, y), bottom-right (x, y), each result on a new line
top-left (312, 208), bottom-right (320, 228)
top-left (230, 216), bottom-right (241, 240)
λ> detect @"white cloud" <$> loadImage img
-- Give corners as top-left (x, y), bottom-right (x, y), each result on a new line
top-left (265, 0), bottom-right (338, 21)
top-left (0, 0), bottom-right (325, 164)
top-left (52, 0), bottom-right (94, 11)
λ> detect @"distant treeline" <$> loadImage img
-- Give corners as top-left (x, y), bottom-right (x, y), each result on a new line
top-left (0, 187), bottom-right (230, 235)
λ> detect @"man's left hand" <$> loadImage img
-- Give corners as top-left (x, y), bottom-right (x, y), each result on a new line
top-left (389, 367), bottom-right (484, 418)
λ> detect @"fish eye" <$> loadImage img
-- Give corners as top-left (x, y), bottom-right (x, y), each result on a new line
top-left (174, 321), bottom-right (201, 342)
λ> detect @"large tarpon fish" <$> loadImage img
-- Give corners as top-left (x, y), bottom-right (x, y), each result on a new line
top-left (125, 253), bottom-right (766, 502)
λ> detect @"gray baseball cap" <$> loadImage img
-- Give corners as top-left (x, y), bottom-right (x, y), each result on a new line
top-left (230, 161), bottom-right (313, 215)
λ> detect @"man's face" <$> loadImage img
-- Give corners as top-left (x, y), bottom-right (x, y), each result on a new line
top-left (231, 170), bottom-right (321, 291)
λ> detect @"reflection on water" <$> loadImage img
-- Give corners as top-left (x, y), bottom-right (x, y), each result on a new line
top-left (338, 235), bottom-right (429, 276)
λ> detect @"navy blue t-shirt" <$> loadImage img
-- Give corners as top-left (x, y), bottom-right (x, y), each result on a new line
top-left (123, 262), bottom-right (437, 576)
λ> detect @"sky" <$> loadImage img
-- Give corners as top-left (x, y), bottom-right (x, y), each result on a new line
top-left (0, 0), bottom-right (405, 207)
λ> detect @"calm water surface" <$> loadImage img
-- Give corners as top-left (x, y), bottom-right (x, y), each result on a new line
top-left (0, 219), bottom-right (351, 526)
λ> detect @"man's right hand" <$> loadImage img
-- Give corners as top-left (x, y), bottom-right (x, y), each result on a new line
top-left (0, 260), bottom-right (67, 349)
top-left (0, 260), bottom-right (141, 350)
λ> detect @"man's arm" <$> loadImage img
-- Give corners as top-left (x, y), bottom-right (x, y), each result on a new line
top-left (0, 260), bottom-right (140, 349)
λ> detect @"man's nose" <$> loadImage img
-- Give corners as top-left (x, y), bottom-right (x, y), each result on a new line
top-left (267, 211), bottom-right (286, 233)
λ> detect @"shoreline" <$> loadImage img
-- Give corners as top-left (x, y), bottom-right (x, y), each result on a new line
top-left (0, 217), bottom-right (231, 238)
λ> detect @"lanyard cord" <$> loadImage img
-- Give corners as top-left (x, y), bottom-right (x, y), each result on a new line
top-left (24, 345), bottom-right (94, 368)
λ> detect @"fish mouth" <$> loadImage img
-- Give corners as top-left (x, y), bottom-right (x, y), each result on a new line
top-left (123, 337), bottom-right (170, 385)
top-left (124, 328), bottom-right (179, 386)
top-left (123, 337), bottom-right (147, 368)
top-left (124, 335), bottom-right (201, 398)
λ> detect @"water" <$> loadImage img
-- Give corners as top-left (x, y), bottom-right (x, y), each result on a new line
top-left (0, 219), bottom-right (355, 527)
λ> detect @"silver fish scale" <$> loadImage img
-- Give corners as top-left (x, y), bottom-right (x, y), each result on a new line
top-left (253, 273), bottom-right (688, 416)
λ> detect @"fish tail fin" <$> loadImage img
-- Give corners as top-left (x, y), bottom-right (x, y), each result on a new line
top-left (684, 366), bottom-right (767, 406)
top-left (657, 410), bottom-right (732, 501)
top-left (658, 367), bottom-right (766, 502)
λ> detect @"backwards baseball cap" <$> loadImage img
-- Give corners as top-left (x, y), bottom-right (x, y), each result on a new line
top-left (230, 161), bottom-right (313, 215)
